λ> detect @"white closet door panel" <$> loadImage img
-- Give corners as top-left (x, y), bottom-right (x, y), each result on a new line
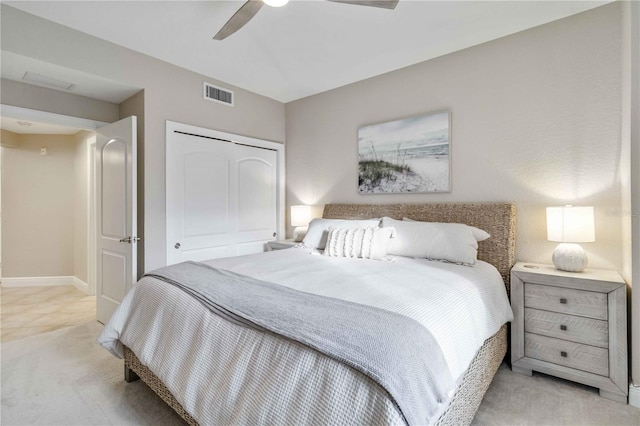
top-left (237, 241), bottom-right (269, 256)
top-left (167, 133), bottom-right (237, 265)
top-left (235, 144), bottom-right (277, 243)
top-left (167, 125), bottom-right (280, 266)
top-left (181, 246), bottom-right (232, 262)
top-left (183, 152), bottom-right (230, 237)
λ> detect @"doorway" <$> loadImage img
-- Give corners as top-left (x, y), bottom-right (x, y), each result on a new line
top-left (0, 106), bottom-right (106, 341)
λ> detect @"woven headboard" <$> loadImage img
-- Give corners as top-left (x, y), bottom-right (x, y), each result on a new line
top-left (322, 203), bottom-right (516, 293)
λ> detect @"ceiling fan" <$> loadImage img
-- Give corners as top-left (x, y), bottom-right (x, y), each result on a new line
top-left (213, 0), bottom-right (399, 41)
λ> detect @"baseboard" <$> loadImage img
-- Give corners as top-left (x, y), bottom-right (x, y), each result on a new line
top-left (2, 276), bottom-right (88, 294)
top-left (72, 277), bottom-right (89, 294)
top-left (630, 383), bottom-right (640, 408)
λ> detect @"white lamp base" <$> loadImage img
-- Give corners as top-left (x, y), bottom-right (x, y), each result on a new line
top-left (292, 226), bottom-right (308, 242)
top-left (552, 243), bottom-right (588, 272)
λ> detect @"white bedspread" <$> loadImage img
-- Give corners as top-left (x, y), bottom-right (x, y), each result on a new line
top-left (99, 248), bottom-right (513, 425)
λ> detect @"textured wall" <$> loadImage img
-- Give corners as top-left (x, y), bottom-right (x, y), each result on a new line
top-left (1, 129), bottom-right (20, 148)
top-left (72, 130), bottom-right (93, 283)
top-left (2, 134), bottom-right (76, 277)
top-left (2, 6), bottom-right (286, 272)
top-left (286, 3), bottom-right (624, 271)
top-left (1, 79), bottom-right (119, 123)
top-left (623, 0), bottom-right (640, 395)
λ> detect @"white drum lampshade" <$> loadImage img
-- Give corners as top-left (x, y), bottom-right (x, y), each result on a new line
top-left (546, 206), bottom-right (595, 272)
top-left (291, 205), bottom-right (312, 242)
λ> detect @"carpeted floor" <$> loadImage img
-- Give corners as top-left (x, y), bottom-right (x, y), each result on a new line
top-left (1, 321), bottom-right (184, 425)
top-left (474, 365), bottom-right (639, 425)
top-left (1, 321), bottom-right (639, 425)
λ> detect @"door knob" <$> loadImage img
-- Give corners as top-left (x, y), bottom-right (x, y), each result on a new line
top-left (119, 236), bottom-right (141, 243)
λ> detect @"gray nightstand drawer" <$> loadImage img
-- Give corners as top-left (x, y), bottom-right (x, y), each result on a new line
top-left (525, 308), bottom-right (608, 348)
top-left (524, 333), bottom-right (609, 376)
top-left (524, 283), bottom-right (607, 320)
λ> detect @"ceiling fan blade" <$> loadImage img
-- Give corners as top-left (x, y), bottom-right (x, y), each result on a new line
top-left (213, 0), bottom-right (265, 41)
top-left (326, 0), bottom-right (399, 10)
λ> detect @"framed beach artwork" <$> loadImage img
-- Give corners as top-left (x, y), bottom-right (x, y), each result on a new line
top-left (358, 110), bottom-right (451, 194)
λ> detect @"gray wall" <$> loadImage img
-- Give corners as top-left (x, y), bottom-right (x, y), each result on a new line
top-left (1, 129), bottom-right (20, 148)
top-left (1, 6), bottom-right (286, 273)
top-left (2, 130), bottom-right (93, 282)
top-left (624, 0), bottom-right (640, 395)
top-left (285, 3), bottom-right (625, 273)
top-left (72, 130), bottom-right (93, 283)
top-left (2, 133), bottom-right (76, 277)
top-left (1, 79), bottom-right (119, 123)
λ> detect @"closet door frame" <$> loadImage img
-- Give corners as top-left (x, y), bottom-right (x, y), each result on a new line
top-left (165, 120), bottom-right (285, 265)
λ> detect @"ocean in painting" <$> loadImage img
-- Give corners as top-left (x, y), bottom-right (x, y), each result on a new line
top-left (358, 112), bottom-right (450, 193)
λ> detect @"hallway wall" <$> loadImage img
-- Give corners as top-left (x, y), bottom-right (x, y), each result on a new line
top-left (2, 131), bottom-right (91, 283)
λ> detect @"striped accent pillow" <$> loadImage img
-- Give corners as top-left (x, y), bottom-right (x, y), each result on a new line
top-left (302, 218), bottom-right (381, 249)
top-left (323, 227), bottom-right (394, 260)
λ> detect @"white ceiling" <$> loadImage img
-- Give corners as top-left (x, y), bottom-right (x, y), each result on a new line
top-left (4, 0), bottom-right (611, 103)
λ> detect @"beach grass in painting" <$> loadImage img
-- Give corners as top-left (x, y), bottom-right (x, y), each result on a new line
top-left (358, 111), bottom-right (450, 194)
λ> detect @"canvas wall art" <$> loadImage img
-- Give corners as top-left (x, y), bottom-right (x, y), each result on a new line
top-left (358, 110), bottom-right (451, 194)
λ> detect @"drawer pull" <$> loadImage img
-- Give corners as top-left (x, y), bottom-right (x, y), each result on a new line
top-left (560, 325), bottom-right (567, 331)
top-left (560, 298), bottom-right (567, 304)
top-left (561, 351), bottom-right (568, 358)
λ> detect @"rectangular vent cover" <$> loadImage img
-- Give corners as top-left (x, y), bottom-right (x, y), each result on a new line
top-left (204, 82), bottom-right (233, 106)
top-left (23, 71), bottom-right (76, 91)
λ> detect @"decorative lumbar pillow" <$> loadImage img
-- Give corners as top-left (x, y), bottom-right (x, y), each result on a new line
top-left (383, 217), bottom-right (490, 265)
top-left (402, 217), bottom-right (490, 242)
top-left (302, 218), bottom-right (381, 250)
top-left (323, 227), bottom-right (394, 260)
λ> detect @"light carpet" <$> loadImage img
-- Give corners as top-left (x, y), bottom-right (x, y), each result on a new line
top-left (1, 321), bottom-right (639, 425)
top-left (1, 321), bottom-right (184, 425)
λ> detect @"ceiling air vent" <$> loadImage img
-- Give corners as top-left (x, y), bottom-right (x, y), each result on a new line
top-left (23, 71), bottom-right (76, 91)
top-left (203, 82), bottom-right (233, 106)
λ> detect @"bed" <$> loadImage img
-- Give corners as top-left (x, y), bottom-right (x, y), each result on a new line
top-left (99, 202), bottom-right (516, 425)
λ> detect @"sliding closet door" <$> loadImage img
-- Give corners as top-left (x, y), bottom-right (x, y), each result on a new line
top-left (166, 131), bottom-right (278, 265)
top-left (235, 144), bottom-right (277, 256)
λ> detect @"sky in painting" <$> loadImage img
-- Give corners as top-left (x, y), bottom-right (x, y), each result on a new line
top-left (358, 111), bottom-right (449, 149)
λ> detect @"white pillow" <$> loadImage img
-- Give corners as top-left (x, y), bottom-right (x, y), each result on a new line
top-left (302, 218), bottom-right (380, 249)
top-left (323, 227), bottom-right (394, 260)
top-left (402, 217), bottom-right (490, 241)
top-left (383, 217), bottom-right (489, 265)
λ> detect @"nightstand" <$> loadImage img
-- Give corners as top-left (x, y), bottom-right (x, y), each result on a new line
top-left (267, 239), bottom-right (297, 251)
top-left (510, 262), bottom-right (628, 403)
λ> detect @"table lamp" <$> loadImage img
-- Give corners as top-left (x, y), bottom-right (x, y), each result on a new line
top-left (546, 205), bottom-right (595, 272)
top-left (291, 205), bottom-right (312, 242)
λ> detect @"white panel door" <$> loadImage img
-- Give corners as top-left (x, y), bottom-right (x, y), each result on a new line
top-left (235, 144), bottom-right (277, 255)
top-left (167, 132), bottom-right (236, 264)
top-left (96, 116), bottom-right (137, 324)
top-left (167, 133), bottom-right (278, 265)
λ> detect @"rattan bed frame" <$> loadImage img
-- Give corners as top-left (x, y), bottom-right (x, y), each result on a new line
top-left (123, 202), bottom-right (516, 425)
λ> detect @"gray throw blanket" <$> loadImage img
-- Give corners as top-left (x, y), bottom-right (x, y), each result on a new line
top-left (146, 261), bottom-right (454, 425)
